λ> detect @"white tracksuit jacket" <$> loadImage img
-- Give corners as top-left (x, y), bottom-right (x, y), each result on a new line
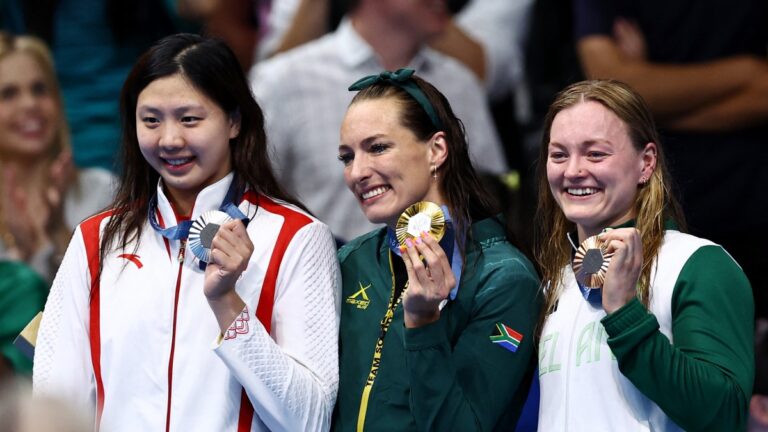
top-left (33, 173), bottom-right (341, 432)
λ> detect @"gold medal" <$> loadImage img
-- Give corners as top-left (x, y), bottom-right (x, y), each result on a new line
top-left (395, 201), bottom-right (445, 247)
top-left (572, 234), bottom-right (613, 288)
top-left (188, 210), bottom-right (232, 263)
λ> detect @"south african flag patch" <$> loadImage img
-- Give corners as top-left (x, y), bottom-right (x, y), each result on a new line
top-left (490, 323), bottom-right (523, 353)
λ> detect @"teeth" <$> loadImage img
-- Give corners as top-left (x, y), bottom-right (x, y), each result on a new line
top-left (20, 119), bottom-right (42, 133)
top-left (568, 188), bottom-right (598, 196)
top-left (361, 186), bottom-right (389, 200)
top-left (165, 157), bottom-right (193, 166)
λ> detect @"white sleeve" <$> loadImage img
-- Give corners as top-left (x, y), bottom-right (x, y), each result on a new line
top-left (456, 0), bottom-right (534, 99)
top-left (250, 62), bottom-right (296, 191)
top-left (33, 226), bottom-right (96, 420)
top-left (451, 72), bottom-right (509, 174)
top-left (214, 221), bottom-right (340, 432)
top-left (256, 0), bottom-right (301, 60)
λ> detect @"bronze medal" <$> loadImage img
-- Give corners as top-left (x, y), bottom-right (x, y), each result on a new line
top-left (572, 234), bottom-right (613, 288)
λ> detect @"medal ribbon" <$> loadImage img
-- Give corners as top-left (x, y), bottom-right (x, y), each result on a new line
top-left (356, 252), bottom-right (407, 432)
top-left (148, 176), bottom-right (250, 241)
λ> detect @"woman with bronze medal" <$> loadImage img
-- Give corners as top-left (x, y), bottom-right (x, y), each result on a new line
top-left (33, 34), bottom-right (340, 431)
top-left (333, 69), bottom-right (540, 431)
top-left (535, 80), bottom-right (754, 431)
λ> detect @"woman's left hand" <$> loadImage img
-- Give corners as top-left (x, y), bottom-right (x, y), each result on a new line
top-left (401, 232), bottom-right (456, 328)
top-left (600, 228), bottom-right (643, 314)
top-left (204, 219), bottom-right (254, 300)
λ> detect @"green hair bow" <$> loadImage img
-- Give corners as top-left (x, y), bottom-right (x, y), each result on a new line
top-left (348, 68), bottom-right (444, 130)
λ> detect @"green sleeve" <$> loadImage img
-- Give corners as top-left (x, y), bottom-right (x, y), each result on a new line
top-left (0, 261), bottom-right (49, 375)
top-left (403, 259), bottom-right (541, 431)
top-left (602, 245), bottom-right (754, 432)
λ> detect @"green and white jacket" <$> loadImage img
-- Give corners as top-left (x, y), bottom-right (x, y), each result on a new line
top-left (332, 217), bottom-right (541, 431)
top-left (539, 226), bottom-right (754, 431)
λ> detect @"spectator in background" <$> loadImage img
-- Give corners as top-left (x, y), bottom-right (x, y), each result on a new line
top-left (251, 0), bottom-right (506, 242)
top-left (0, 32), bottom-right (114, 282)
top-left (573, 0), bottom-right (768, 319)
top-left (429, 0), bottom-right (533, 102)
top-left (0, 0), bottom-right (199, 172)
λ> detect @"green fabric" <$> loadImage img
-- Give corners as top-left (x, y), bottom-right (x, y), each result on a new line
top-left (0, 260), bottom-right (48, 375)
top-left (602, 245), bottom-right (754, 431)
top-left (333, 217), bottom-right (541, 431)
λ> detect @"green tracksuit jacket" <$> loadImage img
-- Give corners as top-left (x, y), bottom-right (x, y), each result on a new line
top-left (332, 217), bottom-right (541, 431)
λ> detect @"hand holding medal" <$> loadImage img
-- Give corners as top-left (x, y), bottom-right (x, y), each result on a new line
top-left (194, 210), bottom-right (254, 301)
top-left (397, 202), bottom-right (456, 328)
top-left (585, 228), bottom-right (644, 314)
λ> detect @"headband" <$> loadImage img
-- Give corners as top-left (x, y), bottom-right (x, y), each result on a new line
top-left (348, 68), bottom-right (444, 130)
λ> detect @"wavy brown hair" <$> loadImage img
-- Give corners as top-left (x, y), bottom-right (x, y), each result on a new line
top-left (100, 34), bottom-right (303, 264)
top-left (534, 80), bottom-right (685, 325)
top-left (349, 74), bottom-right (505, 262)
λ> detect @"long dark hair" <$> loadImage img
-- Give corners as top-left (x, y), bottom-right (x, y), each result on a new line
top-left (349, 74), bottom-right (503, 260)
top-left (100, 33), bottom-right (303, 262)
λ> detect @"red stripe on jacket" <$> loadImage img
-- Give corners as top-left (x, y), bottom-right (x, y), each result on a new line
top-left (80, 210), bottom-right (115, 430)
top-left (237, 193), bottom-right (312, 431)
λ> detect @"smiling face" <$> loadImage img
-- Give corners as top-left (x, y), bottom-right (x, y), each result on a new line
top-left (546, 100), bottom-right (656, 240)
top-left (0, 52), bottom-right (58, 159)
top-left (136, 73), bottom-right (239, 213)
top-left (339, 97), bottom-right (446, 228)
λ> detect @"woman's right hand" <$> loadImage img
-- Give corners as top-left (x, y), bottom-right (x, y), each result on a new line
top-left (1, 165), bottom-right (42, 259)
top-left (600, 228), bottom-right (644, 314)
top-left (401, 232), bottom-right (456, 328)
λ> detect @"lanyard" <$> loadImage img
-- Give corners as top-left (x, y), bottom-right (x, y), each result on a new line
top-left (147, 177), bottom-right (250, 241)
top-left (356, 251), bottom-right (407, 432)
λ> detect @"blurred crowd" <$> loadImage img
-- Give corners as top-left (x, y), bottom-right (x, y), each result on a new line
top-left (0, 0), bottom-right (765, 430)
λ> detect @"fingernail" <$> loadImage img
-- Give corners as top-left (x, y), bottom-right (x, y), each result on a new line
top-left (415, 236), bottom-right (422, 245)
top-left (405, 238), bottom-right (413, 248)
top-left (399, 245), bottom-right (407, 253)
top-left (420, 231), bottom-right (428, 239)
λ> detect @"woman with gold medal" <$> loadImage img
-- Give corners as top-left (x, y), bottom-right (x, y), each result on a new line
top-left (535, 80), bottom-right (754, 431)
top-left (333, 69), bottom-right (540, 431)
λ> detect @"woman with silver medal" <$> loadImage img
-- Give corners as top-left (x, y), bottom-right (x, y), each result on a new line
top-left (33, 34), bottom-right (340, 432)
top-left (333, 69), bottom-right (540, 431)
top-left (535, 80), bottom-right (754, 431)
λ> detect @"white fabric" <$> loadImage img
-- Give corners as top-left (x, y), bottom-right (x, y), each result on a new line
top-left (250, 19), bottom-right (507, 241)
top-left (64, 167), bottom-right (116, 228)
top-left (455, 0), bottom-right (534, 100)
top-left (256, 0), bottom-right (301, 61)
top-left (537, 230), bottom-right (713, 431)
top-left (34, 173), bottom-right (340, 432)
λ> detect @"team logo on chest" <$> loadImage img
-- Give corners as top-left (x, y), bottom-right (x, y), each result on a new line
top-left (346, 282), bottom-right (371, 309)
top-left (117, 253), bottom-right (143, 269)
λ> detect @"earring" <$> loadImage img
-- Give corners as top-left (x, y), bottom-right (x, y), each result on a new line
top-left (431, 164), bottom-right (437, 180)
top-left (639, 176), bottom-right (648, 185)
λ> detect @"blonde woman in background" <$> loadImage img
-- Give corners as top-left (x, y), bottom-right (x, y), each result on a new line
top-left (0, 32), bottom-right (114, 282)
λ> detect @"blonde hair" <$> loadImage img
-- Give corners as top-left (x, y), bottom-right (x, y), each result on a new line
top-left (534, 80), bottom-right (685, 329)
top-left (0, 31), bottom-right (70, 161)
